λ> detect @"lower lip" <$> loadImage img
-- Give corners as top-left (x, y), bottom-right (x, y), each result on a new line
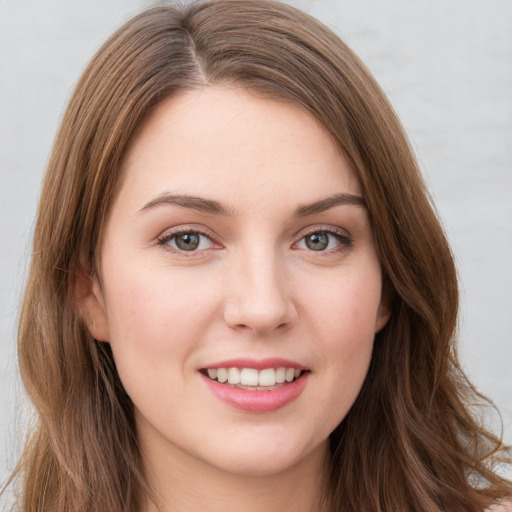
top-left (201, 373), bottom-right (309, 413)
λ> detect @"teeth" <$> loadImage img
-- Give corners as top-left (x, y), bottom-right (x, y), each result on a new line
top-left (227, 367), bottom-right (241, 384)
top-left (259, 368), bottom-right (276, 386)
top-left (204, 366), bottom-right (304, 387)
top-left (240, 368), bottom-right (259, 386)
top-left (217, 368), bottom-right (228, 383)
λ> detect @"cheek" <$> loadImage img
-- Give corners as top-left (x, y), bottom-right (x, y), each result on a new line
top-left (309, 268), bottom-right (382, 340)
top-left (104, 263), bottom-right (215, 337)
top-left (101, 264), bottom-right (220, 391)
top-left (101, 272), bottom-right (213, 411)
top-left (304, 266), bottom-right (381, 391)
top-left (312, 286), bottom-right (379, 431)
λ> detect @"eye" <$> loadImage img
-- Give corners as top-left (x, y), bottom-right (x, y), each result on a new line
top-left (159, 230), bottom-right (216, 252)
top-left (295, 230), bottom-right (351, 252)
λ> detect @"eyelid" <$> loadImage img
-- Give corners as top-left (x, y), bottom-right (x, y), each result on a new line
top-left (296, 224), bottom-right (351, 240)
top-left (156, 224), bottom-right (222, 253)
top-left (154, 223), bottom-right (352, 255)
top-left (293, 225), bottom-right (353, 252)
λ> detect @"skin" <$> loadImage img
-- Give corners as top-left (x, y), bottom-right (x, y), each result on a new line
top-left (80, 85), bottom-right (390, 512)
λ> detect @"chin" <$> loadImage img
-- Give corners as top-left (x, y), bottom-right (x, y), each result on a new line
top-left (201, 433), bottom-right (328, 477)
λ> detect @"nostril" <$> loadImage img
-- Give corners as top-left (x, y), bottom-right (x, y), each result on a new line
top-left (224, 308), bottom-right (289, 334)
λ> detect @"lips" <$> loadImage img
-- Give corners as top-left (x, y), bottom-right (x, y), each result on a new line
top-left (200, 358), bottom-right (309, 412)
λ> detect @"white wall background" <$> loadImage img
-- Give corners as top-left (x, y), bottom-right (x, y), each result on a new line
top-left (1, 0), bottom-right (511, 492)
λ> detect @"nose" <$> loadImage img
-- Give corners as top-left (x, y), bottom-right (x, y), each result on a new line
top-left (223, 249), bottom-right (298, 335)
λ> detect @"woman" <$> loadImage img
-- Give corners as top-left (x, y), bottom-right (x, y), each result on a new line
top-left (3, 1), bottom-right (511, 511)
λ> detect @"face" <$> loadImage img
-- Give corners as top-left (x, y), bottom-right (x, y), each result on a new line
top-left (83, 86), bottom-right (390, 478)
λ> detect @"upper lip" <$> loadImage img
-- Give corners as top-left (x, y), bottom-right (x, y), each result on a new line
top-left (201, 358), bottom-right (307, 370)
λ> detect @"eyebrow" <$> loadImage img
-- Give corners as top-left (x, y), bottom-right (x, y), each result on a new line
top-left (294, 192), bottom-right (366, 216)
top-left (139, 192), bottom-right (365, 217)
top-left (139, 193), bottom-right (232, 216)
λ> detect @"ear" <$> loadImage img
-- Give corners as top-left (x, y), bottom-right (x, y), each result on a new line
top-left (71, 260), bottom-right (110, 342)
top-left (374, 293), bottom-right (392, 334)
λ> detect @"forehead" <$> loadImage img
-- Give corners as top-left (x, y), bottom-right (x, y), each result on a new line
top-left (118, 85), bottom-right (361, 212)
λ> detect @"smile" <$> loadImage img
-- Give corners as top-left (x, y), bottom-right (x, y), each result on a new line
top-left (200, 360), bottom-right (310, 413)
top-left (202, 367), bottom-right (304, 389)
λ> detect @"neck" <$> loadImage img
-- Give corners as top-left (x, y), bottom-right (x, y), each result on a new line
top-left (139, 432), bottom-right (330, 512)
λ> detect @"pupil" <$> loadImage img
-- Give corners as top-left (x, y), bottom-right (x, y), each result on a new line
top-left (306, 232), bottom-right (329, 251)
top-left (176, 233), bottom-right (200, 251)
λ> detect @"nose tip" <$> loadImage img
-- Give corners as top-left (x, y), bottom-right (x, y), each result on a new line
top-left (224, 300), bottom-right (295, 335)
top-left (223, 262), bottom-right (297, 335)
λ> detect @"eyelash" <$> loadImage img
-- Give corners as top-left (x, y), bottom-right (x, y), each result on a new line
top-left (157, 227), bottom-right (219, 255)
top-left (156, 226), bottom-right (352, 255)
top-left (294, 227), bottom-right (353, 254)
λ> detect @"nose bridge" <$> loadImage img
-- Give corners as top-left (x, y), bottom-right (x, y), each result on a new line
top-left (224, 242), bottom-right (296, 334)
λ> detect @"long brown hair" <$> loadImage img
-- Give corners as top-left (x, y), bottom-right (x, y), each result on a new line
top-left (4, 1), bottom-right (511, 511)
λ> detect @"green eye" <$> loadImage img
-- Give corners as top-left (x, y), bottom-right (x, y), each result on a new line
top-left (175, 233), bottom-right (201, 251)
top-left (159, 230), bottom-right (215, 252)
top-left (296, 229), bottom-right (351, 253)
top-left (304, 232), bottom-right (329, 251)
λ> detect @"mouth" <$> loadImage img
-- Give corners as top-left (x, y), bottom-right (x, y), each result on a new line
top-left (200, 366), bottom-right (307, 390)
top-left (199, 358), bottom-right (310, 412)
